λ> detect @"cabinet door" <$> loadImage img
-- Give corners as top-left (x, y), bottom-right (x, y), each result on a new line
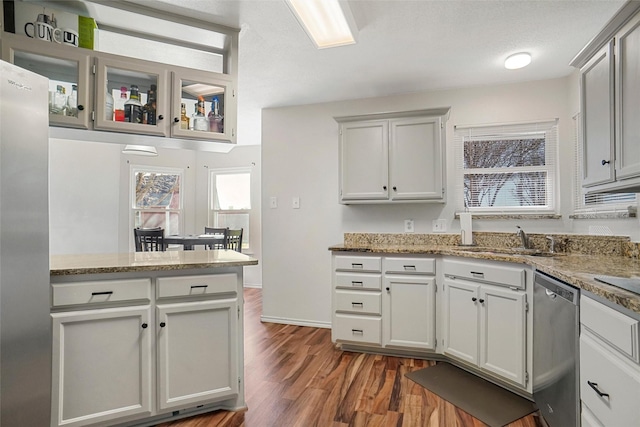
top-left (478, 286), bottom-right (527, 387)
top-left (1, 33), bottom-right (91, 129)
top-left (94, 56), bottom-right (170, 136)
top-left (389, 116), bottom-right (443, 200)
top-left (157, 299), bottom-right (239, 411)
top-left (443, 279), bottom-right (479, 365)
top-left (51, 306), bottom-right (153, 427)
top-left (615, 13), bottom-right (640, 181)
top-left (171, 68), bottom-right (236, 143)
top-left (339, 120), bottom-right (389, 201)
top-left (581, 41), bottom-right (615, 187)
top-left (383, 276), bottom-right (436, 350)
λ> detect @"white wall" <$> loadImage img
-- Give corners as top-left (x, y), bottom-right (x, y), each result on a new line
top-left (261, 76), bottom-right (640, 326)
top-left (49, 140), bottom-right (263, 287)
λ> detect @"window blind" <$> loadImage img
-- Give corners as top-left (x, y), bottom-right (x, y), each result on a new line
top-left (454, 119), bottom-right (558, 213)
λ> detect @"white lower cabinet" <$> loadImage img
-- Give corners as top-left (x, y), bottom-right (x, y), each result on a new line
top-left (383, 275), bottom-right (436, 350)
top-left (157, 299), bottom-right (238, 411)
top-left (443, 257), bottom-right (529, 389)
top-left (579, 295), bottom-right (640, 426)
top-left (51, 306), bottom-right (153, 427)
top-left (50, 272), bottom-right (243, 427)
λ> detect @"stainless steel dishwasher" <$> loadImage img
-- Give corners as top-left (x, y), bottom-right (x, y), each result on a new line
top-left (533, 270), bottom-right (580, 427)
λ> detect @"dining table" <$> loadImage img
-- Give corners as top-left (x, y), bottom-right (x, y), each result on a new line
top-left (164, 234), bottom-right (226, 250)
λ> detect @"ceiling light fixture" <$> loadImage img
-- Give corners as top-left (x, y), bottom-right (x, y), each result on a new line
top-left (122, 145), bottom-right (158, 156)
top-left (504, 52), bottom-right (532, 70)
top-left (285, 0), bottom-right (357, 49)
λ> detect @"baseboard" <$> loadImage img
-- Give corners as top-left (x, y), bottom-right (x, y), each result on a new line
top-left (260, 315), bottom-right (331, 329)
top-left (243, 283), bottom-right (262, 289)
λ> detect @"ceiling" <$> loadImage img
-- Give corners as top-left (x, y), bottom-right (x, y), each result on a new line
top-left (125, 0), bottom-right (626, 145)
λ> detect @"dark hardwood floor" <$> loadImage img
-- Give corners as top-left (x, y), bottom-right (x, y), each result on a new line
top-left (158, 288), bottom-right (543, 427)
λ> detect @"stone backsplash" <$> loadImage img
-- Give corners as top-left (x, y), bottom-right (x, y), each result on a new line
top-left (343, 232), bottom-right (639, 258)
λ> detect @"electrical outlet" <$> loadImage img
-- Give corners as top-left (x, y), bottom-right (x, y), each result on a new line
top-left (269, 197), bottom-right (278, 209)
top-left (404, 219), bottom-right (414, 233)
top-left (292, 196), bottom-right (300, 209)
top-left (432, 219), bottom-right (447, 232)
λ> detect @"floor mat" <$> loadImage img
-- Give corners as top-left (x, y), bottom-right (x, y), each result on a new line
top-left (405, 362), bottom-right (537, 427)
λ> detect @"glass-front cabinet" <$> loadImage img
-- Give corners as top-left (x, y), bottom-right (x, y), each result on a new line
top-left (171, 68), bottom-right (236, 143)
top-left (1, 32), bottom-right (91, 129)
top-left (94, 56), bottom-right (169, 136)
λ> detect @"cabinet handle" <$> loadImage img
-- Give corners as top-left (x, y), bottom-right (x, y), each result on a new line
top-left (479, 298), bottom-right (485, 304)
top-left (158, 115), bottom-right (164, 120)
top-left (383, 186), bottom-right (387, 191)
top-left (77, 105), bottom-right (84, 111)
top-left (351, 281), bottom-right (363, 287)
top-left (190, 285), bottom-right (208, 289)
top-left (351, 329), bottom-right (364, 335)
top-left (173, 117), bottom-right (180, 123)
top-left (403, 265), bottom-right (416, 271)
top-left (470, 271), bottom-right (484, 278)
top-left (160, 322), bottom-right (166, 328)
top-left (91, 291), bottom-right (113, 296)
top-left (601, 160), bottom-right (610, 166)
top-left (351, 263), bottom-right (363, 269)
top-left (587, 381), bottom-right (609, 398)
top-left (351, 302), bottom-right (363, 307)
top-left (141, 323), bottom-right (148, 329)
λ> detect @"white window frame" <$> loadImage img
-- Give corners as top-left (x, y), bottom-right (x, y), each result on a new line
top-left (130, 165), bottom-right (184, 237)
top-left (455, 119), bottom-right (559, 214)
top-left (209, 167), bottom-right (252, 252)
top-left (572, 113), bottom-right (636, 216)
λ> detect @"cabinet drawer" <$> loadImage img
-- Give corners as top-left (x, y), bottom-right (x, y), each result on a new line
top-left (335, 290), bottom-right (381, 315)
top-left (384, 257), bottom-right (435, 275)
top-left (443, 258), bottom-right (526, 289)
top-left (581, 296), bottom-right (639, 363)
top-left (156, 273), bottom-right (237, 298)
top-left (335, 272), bottom-right (382, 290)
top-left (335, 255), bottom-right (381, 272)
top-left (333, 314), bottom-right (381, 345)
top-left (52, 278), bottom-right (151, 307)
top-left (580, 333), bottom-right (640, 426)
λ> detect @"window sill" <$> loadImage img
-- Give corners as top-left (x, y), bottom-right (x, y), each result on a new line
top-left (454, 213), bottom-right (561, 220)
top-left (570, 211), bottom-right (636, 220)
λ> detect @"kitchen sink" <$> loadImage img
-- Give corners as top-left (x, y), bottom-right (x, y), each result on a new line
top-left (455, 246), bottom-right (560, 257)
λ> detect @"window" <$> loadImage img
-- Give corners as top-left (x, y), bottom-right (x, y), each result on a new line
top-left (455, 120), bottom-right (558, 213)
top-left (131, 166), bottom-right (183, 235)
top-left (210, 168), bottom-right (251, 250)
top-left (573, 113), bottom-right (636, 215)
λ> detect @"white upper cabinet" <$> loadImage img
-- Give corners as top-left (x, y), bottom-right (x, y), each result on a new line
top-left (574, 5), bottom-right (640, 193)
top-left (336, 108), bottom-right (449, 204)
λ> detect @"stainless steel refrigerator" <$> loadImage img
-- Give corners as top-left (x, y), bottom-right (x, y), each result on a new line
top-left (0, 60), bottom-right (51, 426)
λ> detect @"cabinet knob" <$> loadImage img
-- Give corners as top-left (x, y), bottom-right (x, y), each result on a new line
top-left (160, 322), bottom-right (166, 327)
top-left (385, 287), bottom-right (390, 292)
top-left (158, 115), bottom-right (164, 121)
top-left (383, 186), bottom-right (387, 191)
top-left (141, 323), bottom-right (148, 329)
top-left (393, 186), bottom-right (397, 191)
top-left (77, 105), bottom-right (84, 111)
top-left (601, 160), bottom-right (610, 166)
top-left (472, 297), bottom-right (477, 302)
top-left (173, 117), bottom-right (180, 123)
top-left (479, 298), bottom-right (485, 304)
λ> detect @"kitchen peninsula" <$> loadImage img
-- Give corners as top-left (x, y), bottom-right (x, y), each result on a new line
top-left (49, 250), bottom-right (257, 427)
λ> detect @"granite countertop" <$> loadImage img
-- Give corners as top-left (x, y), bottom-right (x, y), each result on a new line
top-left (329, 243), bottom-right (640, 315)
top-left (51, 250), bottom-right (258, 276)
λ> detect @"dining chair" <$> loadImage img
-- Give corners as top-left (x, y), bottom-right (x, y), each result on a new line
top-left (204, 227), bottom-right (228, 249)
top-left (226, 228), bottom-right (243, 252)
top-left (134, 227), bottom-right (165, 252)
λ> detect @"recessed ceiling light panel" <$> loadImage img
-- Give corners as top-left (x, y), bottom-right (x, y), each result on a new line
top-left (286, 0), bottom-right (357, 49)
top-left (504, 52), bottom-right (532, 70)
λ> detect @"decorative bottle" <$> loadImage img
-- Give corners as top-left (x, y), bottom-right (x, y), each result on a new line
top-left (105, 81), bottom-right (114, 121)
top-left (66, 84), bottom-right (78, 117)
top-left (114, 86), bottom-right (128, 121)
top-left (142, 84), bottom-right (157, 125)
top-left (192, 95), bottom-right (209, 131)
top-left (124, 84), bottom-right (143, 124)
top-left (180, 103), bottom-right (189, 130)
top-left (208, 95), bottom-right (224, 133)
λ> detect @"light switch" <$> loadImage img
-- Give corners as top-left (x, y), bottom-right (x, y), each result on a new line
top-left (292, 196), bottom-right (300, 209)
top-left (404, 219), bottom-right (414, 233)
top-left (269, 196), bottom-right (278, 209)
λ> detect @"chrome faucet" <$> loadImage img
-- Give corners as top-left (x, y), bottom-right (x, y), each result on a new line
top-left (516, 226), bottom-right (530, 249)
